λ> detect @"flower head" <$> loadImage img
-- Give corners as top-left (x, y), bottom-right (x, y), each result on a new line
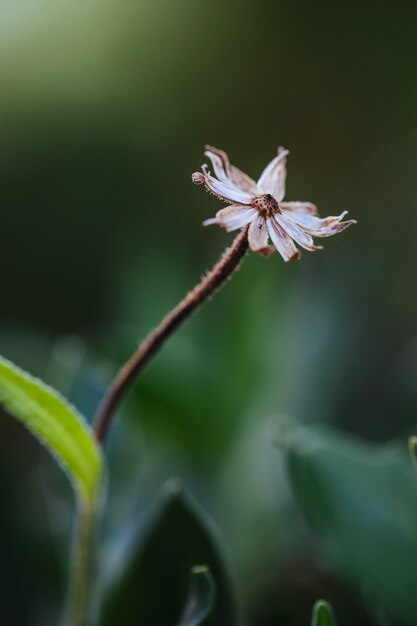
top-left (192, 145), bottom-right (356, 262)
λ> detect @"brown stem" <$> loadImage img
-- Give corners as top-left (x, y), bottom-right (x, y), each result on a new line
top-left (94, 227), bottom-right (249, 444)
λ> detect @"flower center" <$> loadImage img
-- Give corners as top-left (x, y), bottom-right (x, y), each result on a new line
top-left (252, 194), bottom-right (280, 218)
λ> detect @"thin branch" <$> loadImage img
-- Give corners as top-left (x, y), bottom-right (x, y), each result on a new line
top-left (94, 227), bottom-right (249, 444)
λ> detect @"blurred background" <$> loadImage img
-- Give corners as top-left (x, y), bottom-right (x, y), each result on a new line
top-left (1, 1), bottom-right (417, 625)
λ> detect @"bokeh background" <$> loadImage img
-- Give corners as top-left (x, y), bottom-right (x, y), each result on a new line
top-left (1, 1), bottom-right (417, 625)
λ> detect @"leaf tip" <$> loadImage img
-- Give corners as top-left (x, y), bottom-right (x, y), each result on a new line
top-left (178, 564), bottom-right (216, 626)
top-left (311, 599), bottom-right (337, 626)
top-left (163, 476), bottom-right (185, 498)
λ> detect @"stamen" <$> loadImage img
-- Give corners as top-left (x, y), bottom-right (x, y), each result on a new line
top-left (252, 194), bottom-right (280, 218)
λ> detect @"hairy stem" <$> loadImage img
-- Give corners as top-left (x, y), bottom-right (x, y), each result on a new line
top-left (94, 227), bottom-right (249, 445)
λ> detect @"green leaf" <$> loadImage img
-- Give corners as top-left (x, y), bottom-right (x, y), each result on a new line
top-left (284, 425), bottom-right (417, 625)
top-left (100, 478), bottom-right (237, 626)
top-left (0, 355), bottom-right (102, 505)
top-left (178, 565), bottom-right (216, 626)
top-left (311, 600), bottom-right (337, 626)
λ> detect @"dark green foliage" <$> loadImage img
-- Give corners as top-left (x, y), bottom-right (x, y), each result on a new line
top-left (100, 480), bottom-right (237, 626)
top-left (285, 426), bottom-right (417, 625)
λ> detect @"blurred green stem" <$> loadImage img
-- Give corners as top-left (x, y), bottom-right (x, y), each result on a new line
top-left (64, 503), bottom-right (94, 626)
top-left (94, 226), bottom-right (249, 444)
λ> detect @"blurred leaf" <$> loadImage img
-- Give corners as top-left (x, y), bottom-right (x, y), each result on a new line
top-left (178, 565), bottom-right (215, 626)
top-left (311, 600), bottom-right (337, 626)
top-left (0, 355), bottom-right (102, 505)
top-left (284, 425), bottom-right (417, 625)
top-left (100, 478), bottom-right (237, 626)
top-left (408, 436), bottom-right (417, 473)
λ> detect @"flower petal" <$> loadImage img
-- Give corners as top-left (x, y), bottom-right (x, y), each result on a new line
top-left (310, 219), bottom-right (356, 238)
top-left (205, 145), bottom-right (257, 194)
top-left (290, 211), bottom-right (357, 237)
top-left (267, 218), bottom-right (300, 262)
top-left (194, 165), bottom-right (253, 205)
top-left (248, 215), bottom-right (270, 253)
top-left (203, 205), bottom-right (257, 232)
top-left (275, 212), bottom-right (323, 251)
top-left (257, 147), bottom-right (289, 201)
top-left (203, 149), bottom-right (233, 186)
top-left (258, 245), bottom-right (276, 257)
top-left (280, 201), bottom-right (319, 216)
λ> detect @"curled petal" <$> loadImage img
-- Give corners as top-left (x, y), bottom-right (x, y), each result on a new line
top-left (311, 219), bottom-right (356, 238)
top-left (248, 215), bottom-right (270, 253)
top-left (203, 205), bottom-right (258, 232)
top-left (275, 212), bottom-right (323, 252)
top-left (192, 172), bottom-right (205, 185)
top-left (205, 145), bottom-right (257, 194)
top-left (203, 150), bottom-right (232, 186)
top-left (193, 165), bottom-right (253, 205)
top-left (257, 147), bottom-right (289, 201)
top-left (280, 201), bottom-right (319, 216)
top-left (267, 218), bottom-right (300, 262)
top-left (291, 211), bottom-right (357, 237)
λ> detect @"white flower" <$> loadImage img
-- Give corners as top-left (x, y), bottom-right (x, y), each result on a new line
top-left (192, 145), bottom-right (356, 262)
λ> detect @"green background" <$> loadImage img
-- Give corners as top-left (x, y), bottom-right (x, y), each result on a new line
top-left (0, 1), bottom-right (416, 624)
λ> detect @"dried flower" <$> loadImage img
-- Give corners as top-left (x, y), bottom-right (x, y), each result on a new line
top-left (192, 146), bottom-right (356, 262)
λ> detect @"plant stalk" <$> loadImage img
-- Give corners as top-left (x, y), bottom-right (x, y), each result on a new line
top-left (94, 226), bottom-right (249, 445)
top-left (64, 503), bottom-right (94, 626)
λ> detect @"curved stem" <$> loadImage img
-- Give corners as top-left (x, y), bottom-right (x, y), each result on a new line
top-left (94, 227), bottom-right (249, 445)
